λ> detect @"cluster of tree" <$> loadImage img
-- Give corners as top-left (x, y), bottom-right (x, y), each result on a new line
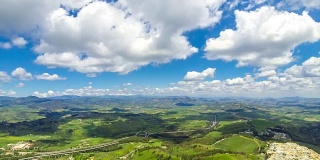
top-left (99, 144), bottom-right (123, 152)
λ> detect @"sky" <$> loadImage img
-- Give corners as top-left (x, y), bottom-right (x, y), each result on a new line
top-left (0, 0), bottom-right (320, 98)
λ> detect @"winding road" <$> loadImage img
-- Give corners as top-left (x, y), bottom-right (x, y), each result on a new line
top-left (136, 121), bottom-right (219, 137)
top-left (19, 137), bottom-right (129, 160)
top-left (18, 120), bottom-right (219, 159)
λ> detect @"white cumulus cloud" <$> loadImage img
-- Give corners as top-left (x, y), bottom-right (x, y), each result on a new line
top-left (36, 73), bottom-right (66, 81)
top-left (0, 90), bottom-right (16, 96)
top-left (184, 68), bottom-right (216, 81)
top-left (256, 69), bottom-right (277, 77)
top-left (225, 75), bottom-right (254, 86)
top-left (285, 57), bottom-right (320, 77)
top-left (205, 6), bottom-right (320, 69)
top-left (32, 57), bottom-right (320, 98)
top-left (11, 67), bottom-right (33, 80)
top-left (0, 0), bottom-right (94, 37)
top-left (34, 0), bottom-right (224, 74)
top-left (11, 37), bottom-right (28, 47)
top-left (0, 71), bottom-right (11, 82)
top-left (303, 57), bottom-right (320, 66)
top-left (34, 90), bottom-right (58, 98)
top-left (0, 42), bottom-right (11, 49)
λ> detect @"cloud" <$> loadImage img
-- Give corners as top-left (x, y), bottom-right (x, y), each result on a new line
top-left (254, 0), bottom-right (267, 4)
top-left (0, 90), bottom-right (16, 96)
top-left (184, 68), bottom-right (216, 81)
top-left (123, 83), bottom-right (132, 86)
top-left (225, 75), bottom-right (254, 86)
top-left (32, 57), bottom-right (320, 98)
top-left (11, 37), bottom-right (28, 47)
top-left (11, 67), bottom-right (33, 80)
top-left (301, 57), bottom-right (320, 77)
top-left (0, 0), bottom-right (57, 36)
top-left (35, 73), bottom-right (66, 81)
top-left (86, 73), bottom-right (97, 78)
top-left (61, 0), bottom-right (94, 11)
top-left (177, 70), bottom-right (319, 97)
top-left (34, 90), bottom-right (57, 98)
top-left (34, 0), bottom-right (224, 74)
top-left (0, 71), bottom-right (11, 82)
top-left (243, 0), bottom-right (268, 10)
top-left (285, 57), bottom-right (320, 77)
top-left (303, 57), bottom-right (320, 66)
top-left (1, 37), bottom-right (27, 49)
top-left (256, 69), bottom-right (277, 77)
top-left (0, 0), bottom-right (93, 37)
top-left (284, 65), bottom-right (303, 77)
top-left (34, 86), bottom-right (116, 97)
top-left (0, 42), bottom-right (11, 49)
top-left (302, 0), bottom-right (320, 9)
top-left (16, 82), bottom-right (25, 88)
top-left (226, 0), bottom-right (241, 10)
top-left (277, 0), bottom-right (320, 10)
top-left (205, 6), bottom-right (320, 69)
top-left (225, 77), bottom-right (245, 86)
top-left (34, 85), bottom-right (153, 97)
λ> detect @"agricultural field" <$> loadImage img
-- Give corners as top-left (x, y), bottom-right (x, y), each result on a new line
top-left (0, 96), bottom-right (319, 159)
top-left (213, 135), bottom-right (261, 153)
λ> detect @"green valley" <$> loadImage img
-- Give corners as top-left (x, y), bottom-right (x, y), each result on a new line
top-left (0, 96), bottom-right (319, 159)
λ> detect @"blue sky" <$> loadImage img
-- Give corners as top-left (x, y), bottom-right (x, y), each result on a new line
top-left (0, 0), bottom-right (320, 97)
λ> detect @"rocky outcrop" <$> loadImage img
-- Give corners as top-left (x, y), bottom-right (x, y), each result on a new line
top-left (267, 142), bottom-right (320, 160)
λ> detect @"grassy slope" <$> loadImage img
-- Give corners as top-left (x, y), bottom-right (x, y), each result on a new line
top-left (214, 135), bottom-right (259, 153)
top-left (202, 154), bottom-right (246, 160)
top-left (0, 106), bottom-right (44, 123)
